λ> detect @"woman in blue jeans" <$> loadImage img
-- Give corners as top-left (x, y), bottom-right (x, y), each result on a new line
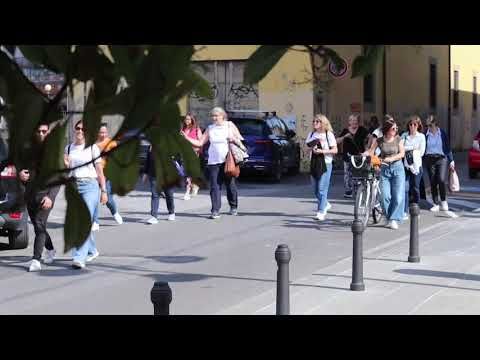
top-left (64, 120), bottom-right (108, 269)
top-left (306, 114), bottom-right (338, 221)
top-left (365, 115), bottom-right (406, 230)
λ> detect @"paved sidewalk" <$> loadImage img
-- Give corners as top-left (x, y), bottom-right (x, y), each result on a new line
top-left (219, 212), bottom-right (480, 315)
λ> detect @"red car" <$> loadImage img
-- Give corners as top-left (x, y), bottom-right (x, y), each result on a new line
top-left (468, 130), bottom-right (480, 179)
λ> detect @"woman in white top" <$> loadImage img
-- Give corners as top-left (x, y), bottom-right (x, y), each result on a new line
top-left (400, 115), bottom-right (426, 220)
top-left (182, 107), bottom-right (244, 219)
top-left (305, 114), bottom-right (338, 221)
top-left (64, 120), bottom-right (108, 269)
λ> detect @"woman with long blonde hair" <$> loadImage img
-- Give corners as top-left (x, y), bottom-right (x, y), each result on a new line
top-left (306, 114), bottom-right (338, 221)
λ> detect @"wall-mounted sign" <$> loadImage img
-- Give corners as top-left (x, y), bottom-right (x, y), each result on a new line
top-left (328, 57), bottom-right (349, 79)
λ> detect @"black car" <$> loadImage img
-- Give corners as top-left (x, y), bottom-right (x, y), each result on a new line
top-left (0, 139), bottom-right (29, 249)
top-left (228, 111), bottom-right (301, 181)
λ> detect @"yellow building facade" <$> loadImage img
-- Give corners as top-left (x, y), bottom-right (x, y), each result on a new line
top-left (181, 45), bottom-right (480, 167)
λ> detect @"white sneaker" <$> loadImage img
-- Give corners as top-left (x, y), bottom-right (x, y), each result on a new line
top-left (389, 220), bottom-right (399, 230)
top-left (113, 213), bottom-right (123, 225)
top-left (72, 260), bottom-right (85, 269)
top-left (192, 184), bottom-right (200, 196)
top-left (43, 249), bottom-right (56, 264)
top-left (167, 213), bottom-right (176, 221)
top-left (146, 217), bottom-right (159, 225)
top-left (403, 213), bottom-right (409, 221)
top-left (86, 250), bottom-right (99, 263)
top-left (91, 222), bottom-right (100, 231)
top-left (445, 210), bottom-right (459, 219)
top-left (325, 202), bottom-right (332, 213)
top-left (440, 201), bottom-right (449, 211)
top-left (430, 205), bottom-right (440, 212)
top-left (184, 193), bottom-right (191, 201)
top-left (316, 212), bottom-right (326, 221)
top-left (28, 259), bottom-right (41, 272)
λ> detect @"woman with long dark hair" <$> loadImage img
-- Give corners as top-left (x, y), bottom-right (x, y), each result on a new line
top-left (181, 113), bottom-right (203, 200)
top-left (365, 115), bottom-right (406, 230)
top-left (64, 120), bottom-right (108, 269)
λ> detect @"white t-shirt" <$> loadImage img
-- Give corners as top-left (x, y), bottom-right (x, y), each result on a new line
top-left (305, 131), bottom-right (337, 164)
top-left (207, 122), bottom-right (230, 165)
top-left (65, 143), bottom-right (101, 179)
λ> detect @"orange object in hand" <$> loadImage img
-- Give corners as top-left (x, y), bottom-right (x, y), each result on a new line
top-left (371, 155), bottom-right (381, 167)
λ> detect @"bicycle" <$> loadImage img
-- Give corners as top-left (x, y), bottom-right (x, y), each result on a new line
top-left (350, 155), bottom-right (384, 228)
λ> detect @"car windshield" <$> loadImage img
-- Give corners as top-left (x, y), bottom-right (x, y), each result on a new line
top-left (230, 119), bottom-right (268, 136)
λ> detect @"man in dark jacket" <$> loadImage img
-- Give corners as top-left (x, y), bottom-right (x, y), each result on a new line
top-left (19, 123), bottom-right (61, 272)
top-left (141, 145), bottom-right (176, 224)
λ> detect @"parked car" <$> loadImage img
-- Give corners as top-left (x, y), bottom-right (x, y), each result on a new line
top-left (227, 111), bottom-right (301, 181)
top-left (0, 139), bottom-right (29, 249)
top-left (468, 130), bottom-right (480, 179)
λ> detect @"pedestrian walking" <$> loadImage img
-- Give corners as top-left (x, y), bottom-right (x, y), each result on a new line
top-left (64, 120), bottom-right (108, 269)
top-left (92, 123), bottom-right (123, 230)
top-left (401, 115), bottom-right (426, 220)
top-left (306, 114), bottom-right (338, 221)
top-left (423, 115), bottom-right (457, 217)
top-left (181, 113), bottom-right (202, 200)
top-left (337, 114), bottom-right (369, 199)
top-left (365, 115), bottom-right (406, 230)
top-left (367, 116), bottom-right (380, 135)
top-left (182, 107), bottom-right (244, 219)
top-left (19, 123), bottom-right (61, 272)
top-left (141, 145), bottom-right (176, 224)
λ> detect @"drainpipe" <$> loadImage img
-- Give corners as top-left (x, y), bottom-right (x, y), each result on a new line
top-left (382, 47), bottom-right (387, 115)
top-left (447, 45), bottom-right (452, 144)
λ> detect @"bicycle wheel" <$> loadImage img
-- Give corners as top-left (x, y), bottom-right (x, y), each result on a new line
top-left (354, 182), bottom-right (371, 227)
top-left (372, 179), bottom-right (383, 224)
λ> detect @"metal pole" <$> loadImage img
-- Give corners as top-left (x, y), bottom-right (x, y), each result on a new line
top-left (408, 203), bottom-right (421, 263)
top-left (275, 244), bottom-right (291, 315)
top-left (350, 219), bottom-right (365, 291)
top-left (150, 281), bottom-right (172, 315)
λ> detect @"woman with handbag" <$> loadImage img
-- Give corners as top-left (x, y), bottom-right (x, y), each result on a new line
top-left (423, 115), bottom-right (457, 217)
top-left (181, 113), bottom-right (203, 200)
top-left (364, 116), bottom-right (406, 230)
top-left (64, 120), bottom-right (108, 269)
top-left (182, 107), bottom-right (244, 219)
top-left (306, 114), bottom-right (338, 221)
top-left (401, 115), bottom-right (426, 220)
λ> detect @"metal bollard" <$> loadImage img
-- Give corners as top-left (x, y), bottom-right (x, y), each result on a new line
top-left (350, 219), bottom-right (365, 291)
top-left (150, 281), bottom-right (172, 315)
top-left (408, 203), bottom-right (421, 263)
top-left (275, 244), bottom-right (291, 315)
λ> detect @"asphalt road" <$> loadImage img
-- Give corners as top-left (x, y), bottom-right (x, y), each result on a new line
top-left (0, 169), bottom-right (479, 314)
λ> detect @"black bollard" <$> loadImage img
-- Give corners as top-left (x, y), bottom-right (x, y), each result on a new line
top-left (408, 203), bottom-right (421, 263)
top-left (350, 219), bottom-right (365, 291)
top-left (150, 281), bottom-right (172, 315)
top-left (275, 244), bottom-right (291, 315)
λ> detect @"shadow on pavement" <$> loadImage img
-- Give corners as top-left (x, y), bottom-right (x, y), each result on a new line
top-left (313, 272), bottom-right (480, 292)
top-left (395, 269), bottom-right (480, 282)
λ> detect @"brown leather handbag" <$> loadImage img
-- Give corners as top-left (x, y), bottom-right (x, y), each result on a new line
top-left (225, 150), bottom-right (240, 178)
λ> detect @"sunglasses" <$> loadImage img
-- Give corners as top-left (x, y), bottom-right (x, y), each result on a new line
top-left (75, 126), bottom-right (84, 131)
top-left (313, 120), bottom-right (321, 123)
top-left (37, 129), bottom-right (48, 134)
top-left (409, 123), bottom-right (418, 127)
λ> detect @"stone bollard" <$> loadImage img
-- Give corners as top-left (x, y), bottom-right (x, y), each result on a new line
top-left (150, 281), bottom-right (172, 315)
top-left (275, 244), bottom-right (291, 315)
top-left (350, 219), bottom-right (365, 291)
top-left (408, 203), bottom-right (421, 263)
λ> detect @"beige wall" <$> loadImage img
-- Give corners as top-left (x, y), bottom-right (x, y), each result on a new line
top-left (451, 45), bottom-right (480, 149)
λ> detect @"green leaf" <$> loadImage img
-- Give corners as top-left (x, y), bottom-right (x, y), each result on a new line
top-left (64, 182), bottom-right (92, 253)
top-left (351, 45), bottom-right (385, 78)
top-left (109, 45), bottom-right (137, 85)
top-left (170, 69), bottom-right (213, 102)
top-left (18, 46), bottom-right (70, 74)
top-left (104, 139), bottom-right (140, 196)
top-left (244, 45), bottom-right (290, 84)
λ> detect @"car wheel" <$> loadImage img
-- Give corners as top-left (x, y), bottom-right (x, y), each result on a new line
top-left (469, 168), bottom-right (478, 179)
top-left (8, 221), bottom-right (29, 250)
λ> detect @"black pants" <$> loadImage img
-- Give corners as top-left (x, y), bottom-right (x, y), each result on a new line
top-left (27, 203), bottom-right (54, 261)
top-left (425, 155), bottom-right (448, 204)
top-left (208, 163), bottom-right (238, 214)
